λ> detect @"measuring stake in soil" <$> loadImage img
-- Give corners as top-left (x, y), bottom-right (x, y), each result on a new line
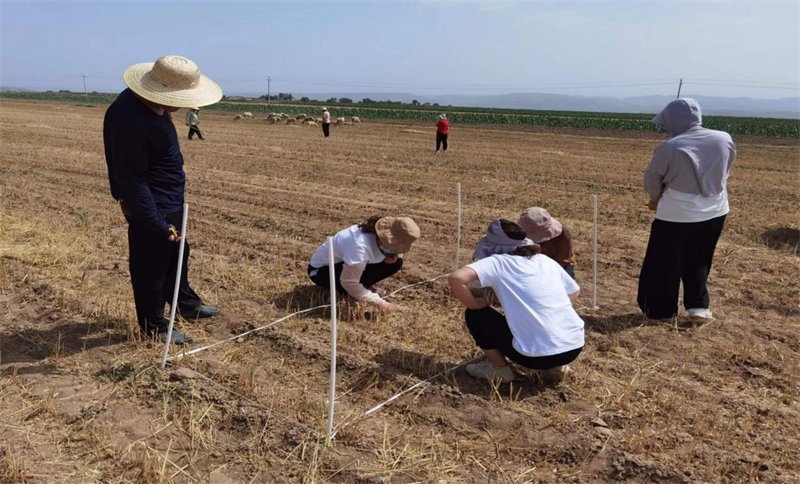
top-left (455, 182), bottom-right (461, 270)
top-left (160, 203), bottom-right (189, 369)
top-left (593, 195), bottom-right (599, 311)
top-left (326, 236), bottom-right (338, 444)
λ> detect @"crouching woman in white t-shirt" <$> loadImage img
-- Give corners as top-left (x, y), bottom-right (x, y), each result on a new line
top-left (448, 242), bottom-right (584, 384)
top-left (308, 216), bottom-right (420, 314)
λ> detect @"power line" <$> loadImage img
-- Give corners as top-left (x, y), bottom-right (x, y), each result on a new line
top-left (685, 81), bottom-right (799, 91)
top-left (686, 77), bottom-right (798, 86)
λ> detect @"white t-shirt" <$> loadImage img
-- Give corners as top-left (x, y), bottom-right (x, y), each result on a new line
top-left (322, 111), bottom-right (331, 123)
top-left (468, 254), bottom-right (584, 357)
top-left (656, 187), bottom-right (729, 223)
top-left (309, 225), bottom-right (384, 271)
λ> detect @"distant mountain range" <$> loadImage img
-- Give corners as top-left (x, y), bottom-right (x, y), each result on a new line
top-left (3, 85), bottom-right (798, 118)
top-left (282, 92), bottom-right (800, 119)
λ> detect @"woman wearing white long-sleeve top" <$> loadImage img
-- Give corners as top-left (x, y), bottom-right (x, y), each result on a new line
top-left (308, 216), bottom-right (420, 314)
top-left (638, 98), bottom-right (736, 321)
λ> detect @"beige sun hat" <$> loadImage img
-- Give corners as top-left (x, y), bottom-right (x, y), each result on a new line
top-left (439, 113), bottom-right (447, 120)
top-left (322, 107), bottom-right (328, 111)
top-left (375, 217), bottom-right (420, 254)
top-left (123, 55), bottom-right (222, 108)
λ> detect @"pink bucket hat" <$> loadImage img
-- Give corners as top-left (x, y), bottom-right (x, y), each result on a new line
top-left (518, 207), bottom-right (563, 243)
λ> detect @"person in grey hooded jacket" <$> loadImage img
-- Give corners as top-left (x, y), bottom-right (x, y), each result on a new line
top-left (637, 98), bottom-right (736, 321)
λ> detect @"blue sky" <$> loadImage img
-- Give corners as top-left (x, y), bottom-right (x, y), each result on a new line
top-left (1, 1), bottom-right (798, 99)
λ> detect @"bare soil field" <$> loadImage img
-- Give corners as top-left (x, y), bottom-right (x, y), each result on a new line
top-left (1, 100), bottom-right (799, 484)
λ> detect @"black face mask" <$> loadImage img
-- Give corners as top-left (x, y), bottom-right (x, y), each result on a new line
top-left (379, 246), bottom-right (397, 258)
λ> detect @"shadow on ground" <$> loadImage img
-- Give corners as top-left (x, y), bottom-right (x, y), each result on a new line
top-left (1, 318), bottom-right (128, 375)
top-left (272, 284), bottom-right (330, 313)
top-left (364, 347), bottom-right (547, 401)
top-left (760, 227), bottom-right (800, 256)
top-left (584, 312), bottom-right (649, 335)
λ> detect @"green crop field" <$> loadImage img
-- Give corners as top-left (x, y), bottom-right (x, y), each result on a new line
top-left (2, 91), bottom-right (798, 137)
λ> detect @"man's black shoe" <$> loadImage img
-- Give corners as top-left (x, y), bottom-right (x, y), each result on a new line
top-left (158, 329), bottom-right (194, 345)
top-left (178, 305), bottom-right (221, 320)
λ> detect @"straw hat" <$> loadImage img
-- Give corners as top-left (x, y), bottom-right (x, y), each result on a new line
top-left (375, 217), bottom-right (420, 254)
top-left (123, 55), bottom-right (222, 108)
top-left (518, 207), bottom-right (563, 243)
top-left (439, 114), bottom-right (447, 120)
top-left (322, 107), bottom-right (328, 111)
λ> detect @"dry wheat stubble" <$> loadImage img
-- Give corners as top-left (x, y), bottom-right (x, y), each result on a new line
top-left (0, 100), bottom-right (799, 483)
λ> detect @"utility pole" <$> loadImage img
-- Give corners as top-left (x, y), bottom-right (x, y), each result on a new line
top-left (82, 74), bottom-right (87, 96)
top-left (676, 78), bottom-right (683, 99)
top-left (267, 76), bottom-right (271, 106)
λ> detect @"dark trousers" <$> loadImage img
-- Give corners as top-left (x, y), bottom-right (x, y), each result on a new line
top-left (308, 259), bottom-right (403, 294)
top-left (322, 123), bottom-right (330, 137)
top-left (188, 126), bottom-right (204, 140)
top-left (127, 211), bottom-right (203, 335)
top-left (637, 215), bottom-right (726, 319)
top-left (436, 132), bottom-right (448, 151)
top-left (563, 264), bottom-right (575, 280)
top-left (465, 307), bottom-right (582, 370)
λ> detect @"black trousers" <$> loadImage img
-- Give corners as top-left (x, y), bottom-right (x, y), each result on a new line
top-left (188, 126), bottom-right (204, 140)
top-left (322, 123), bottom-right (330, 137)
top-left (127, 211), bottom-right (203, 335)
top-left (308, 259), bottom-right (403, 294)
top-left (465, 307), bottom-right (582, 370)
top-left (436, 132), bottom-right (448, 151)
top-left (637, 215), bottom-right (726, 319)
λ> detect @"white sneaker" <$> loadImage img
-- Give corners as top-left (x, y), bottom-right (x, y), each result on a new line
top-left (539, 365), bottom-right (571, 384)
top-left (688, 308), bottom-right (713, 320)
top-left (466, 361), bottom-right (515, 383)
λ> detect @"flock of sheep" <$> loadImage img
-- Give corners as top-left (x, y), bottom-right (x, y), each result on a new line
top-left (233, 112), bottom-right (362, 127)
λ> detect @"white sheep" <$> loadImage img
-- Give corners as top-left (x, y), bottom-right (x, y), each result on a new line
top-left (242, 112), bottom-right (254, 118)
top-left (234, 114), bottom-right (243, 121)
top-left (306, 121), bottom-right (318, 127)
top-left (335, 117), bottom-right (346, 126)
top-left (351, 116), bottom-right (361, 124)
top-left (286, 118), bottom-right (297, 124)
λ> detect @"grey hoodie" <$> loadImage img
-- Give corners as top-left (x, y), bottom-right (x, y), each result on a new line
top-left (644, 98), bottom-right (736, 200)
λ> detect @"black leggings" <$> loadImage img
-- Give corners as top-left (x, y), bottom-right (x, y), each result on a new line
top-left (308, 259), bottom-right (403, 294)
top-left (637, 215), bottom-right (725, 319)
top-left (436, 133), bottom-right (448, 151)
top-left (465, 307), bottom-right (582, 370)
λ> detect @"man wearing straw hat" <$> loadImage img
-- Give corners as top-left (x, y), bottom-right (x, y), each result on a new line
top-left (185, 107), bottom-right (204, 140)
top-left (103, 55), bottom-right (223, 345)
top-left (321, 107), bottom-right (331, 137)
top-left (436, 114), bottom-right (449, 153)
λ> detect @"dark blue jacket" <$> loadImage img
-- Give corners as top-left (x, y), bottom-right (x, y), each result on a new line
top-left (103, 88), bottom-right (185, 234)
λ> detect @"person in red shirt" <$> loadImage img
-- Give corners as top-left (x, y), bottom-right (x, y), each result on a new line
top-left (436, 114), bottom-right (449, 153)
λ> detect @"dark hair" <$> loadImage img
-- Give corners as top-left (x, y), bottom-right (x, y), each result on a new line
top-left (508, 244), bottom-right (541, 258)
top-left (499, 219), bottom-right (526, 241)
top-left (358, 215), bottom-right (382, 234)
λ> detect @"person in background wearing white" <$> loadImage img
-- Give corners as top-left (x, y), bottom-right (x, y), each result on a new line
top-left (185, 107), bottom-right (203, 140)
top-left (638, 98), bottom-right (736, 321)
top-left (449, 241), bottom-right (584, 384)
top-left (308, 216), bottom-right (420, 314)
top-left (321, 107), bottom-right (331, 137)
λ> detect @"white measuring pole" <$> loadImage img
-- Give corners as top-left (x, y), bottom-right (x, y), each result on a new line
top-left (592, 195), bottom-right (599, 311)
top-left (325, 236), bottom-right (337, 444)
top-left (160, 203), bottom-right (189, 369)
top-left (455, 182), bottom-right (461, 270)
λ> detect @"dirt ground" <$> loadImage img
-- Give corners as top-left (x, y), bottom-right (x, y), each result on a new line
top-left (1, 100), bottom-right (799, 484)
